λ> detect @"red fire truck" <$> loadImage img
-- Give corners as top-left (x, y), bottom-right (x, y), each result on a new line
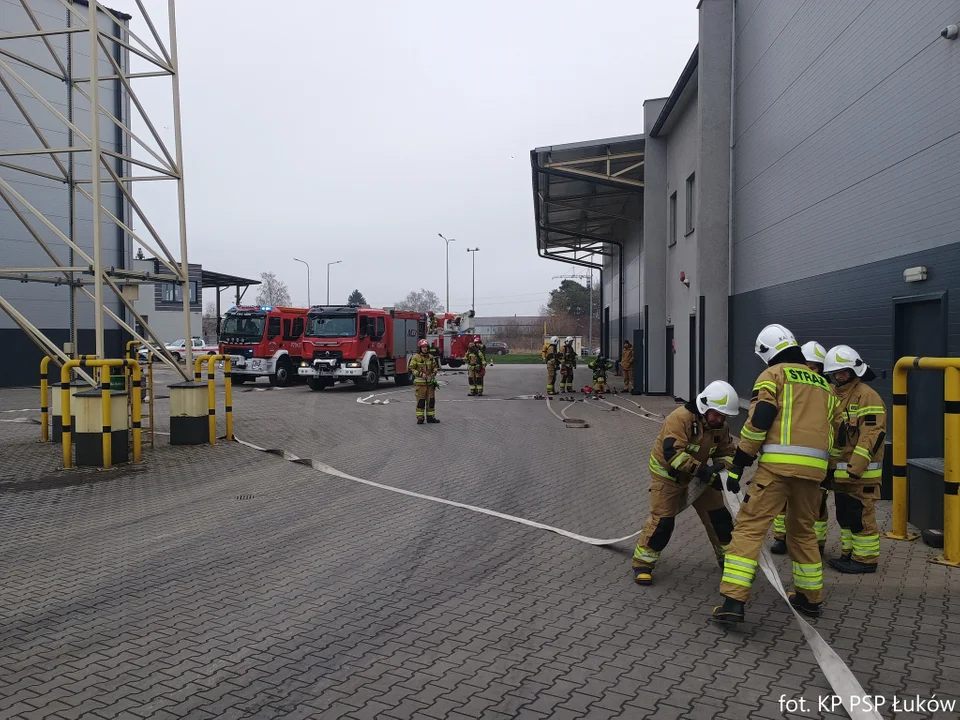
top-left (426, 310), bottom-right (477, 368)
top-left (219, 305), bottom-right (309, 386)
top-left (298, 305), bottom-right (425, 391)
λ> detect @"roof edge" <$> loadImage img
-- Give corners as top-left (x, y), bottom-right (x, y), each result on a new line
top-left (73, 0), bottom-right (133, 22)
top-left (532, 133), bottom-right (645, 156)
top-left (650, 45), bottom-right (699, 138)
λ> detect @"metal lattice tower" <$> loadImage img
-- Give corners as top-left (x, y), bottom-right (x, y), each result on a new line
top-left (0, 0), bottom-right (193, 379)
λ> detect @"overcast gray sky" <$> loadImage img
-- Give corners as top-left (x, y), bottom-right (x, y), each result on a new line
top-left (123, 0), bottom-right (698, 316)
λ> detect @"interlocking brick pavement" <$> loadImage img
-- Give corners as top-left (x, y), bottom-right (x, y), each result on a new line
top-left (1, 364), bottom-right (959, 719)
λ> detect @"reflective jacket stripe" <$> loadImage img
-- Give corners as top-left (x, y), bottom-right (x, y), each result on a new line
top-left (761, 444), bottom-right (830, 460)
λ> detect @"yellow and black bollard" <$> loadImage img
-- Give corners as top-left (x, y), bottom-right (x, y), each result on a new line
top-left (40, 356), bottom-right (52, 443)
top-left (60, 358), bottom-right (142, 470)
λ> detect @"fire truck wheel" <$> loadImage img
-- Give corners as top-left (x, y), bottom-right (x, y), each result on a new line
top-left (447, 359), bottom-right (463, 369)
top-left (269, 358), bottom-right (294, 387)
top-left (356, 362), bottom-right (380, 391)
top-left (395, 369), bottom-right (413, 386)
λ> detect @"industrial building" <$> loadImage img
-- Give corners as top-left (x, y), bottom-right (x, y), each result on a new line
top-left (532, 0), bottom-right (959, 458)
top-left (0, 0), bottom-right (133, 386)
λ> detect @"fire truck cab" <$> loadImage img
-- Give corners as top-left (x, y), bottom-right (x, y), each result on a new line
top-left (219, 305), bottom-right (308, 386)
top-left (298, 305), bottom-right (425, 391)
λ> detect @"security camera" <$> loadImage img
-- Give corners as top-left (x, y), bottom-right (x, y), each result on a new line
top-left (942, 24), bottom-right (959, 40)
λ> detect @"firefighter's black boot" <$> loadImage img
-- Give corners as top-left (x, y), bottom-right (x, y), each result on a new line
top-left (417, 417), bottom-right (424, 425)
top-left (633, 567), bottom-right (653, 586)
top-left (788, 591), bottom-right (822, 618)
top-left (427, 416), bottom-right (440, 424)
top-left (770, 538), bottom-right (787, 555)
top-left (712, 595), bottom-right (745, 624)
top-left (828, 556), bottom-right (876, 574)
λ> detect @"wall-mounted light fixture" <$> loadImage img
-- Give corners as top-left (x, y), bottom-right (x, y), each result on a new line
top-left (903, 266), bottom-right (928, 283)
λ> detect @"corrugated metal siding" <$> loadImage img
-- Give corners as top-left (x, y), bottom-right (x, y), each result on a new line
top-left (733, 0), bottom-right (960, 294)
top-left (0, 0), bottom-right (129, 330)
top-left (729, 242), bottom-right (960, 412)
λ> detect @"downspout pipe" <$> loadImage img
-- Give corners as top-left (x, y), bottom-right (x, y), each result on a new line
top-left (727, 0), bottom-right (737, 386)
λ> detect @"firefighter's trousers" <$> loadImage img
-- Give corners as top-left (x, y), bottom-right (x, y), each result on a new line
top-left (593, 374), bottom-right (608, 393)
top-left (622, 365), bottom-right (633, 391)
top-left (633, 474), bottom-right (733, 572)
top-left (773, 491), bottom-right (829, 546)
top-left (468, 367), bottom-right (484, 394)
top-left (414, 382), bottom-right (437, 419)
top-left (559, 364), bottom-right (574, 392)
top-left (546, 360), bottom-right (557, 394)
top-left (833, 481), bottom-right (880, 564)
top-left (720, 466), bottom-right (824, 604)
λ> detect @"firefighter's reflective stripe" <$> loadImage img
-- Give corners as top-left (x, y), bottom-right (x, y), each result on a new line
top-left (773, 514), bottom-right (786, 535)
top-left (814, 520), bottom-right (828, 544)
top-left (851, 534), bottom-right (881, 558)
top-left (741, 426), bottom-right (766, 442)
top-left (760, 444), bottom-right (830, 470)
top-left (721, 555), bottom-right (757, 588)
top-left (792, 561), bottom-right (824, 592)
top-left (414, 378), bottom-right (430, 384)
top-left (649, 456), bottom-right (673, 479)
top-left (669, 451), bottom-right (692, 470)
top-left (853, 446), bottom-right (872, 461)
top-left (841, 528), bottom-right (853, 553)
top-left (754, 380), bottom-right (777, 395)
top-left (717, 455), bottom-right (733, 465)
top-left (633, 546), bottom-right (660, 565)
top-left (780, 383), bottom-right (794, 445)
top-left (835, 461), bottom-right (882, 479)
top-left (687, 443), bottom-right (701, 452)
top-left (855, 405), bottom-right (885, 417)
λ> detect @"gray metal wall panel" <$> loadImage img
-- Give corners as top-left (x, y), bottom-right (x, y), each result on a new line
top-left (734, 0), bottom-right (804, 88)
top-left (642, 99), bottom-right (669, 393)
top-left (665, 95), bottom-right (700, 401)
top-left (729, 242), bottom-right (960, 416)
top-left (733, 0), bottom-right (960, 294)
top-left (0, 0), bottom-right (130, 334)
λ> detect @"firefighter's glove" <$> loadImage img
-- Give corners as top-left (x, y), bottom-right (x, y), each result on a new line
top-left (696, 462), bottom-right (721, 483)
top-left (726, 467), bottom-right (743, 494)
top-left (820, 469), bottom-right (835, 490)
top-left (732, 447), bottom-right (755, 469)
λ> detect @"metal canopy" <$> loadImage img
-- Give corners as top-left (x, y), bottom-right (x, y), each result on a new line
top-left (530, 134), bottom-right (645, 269)
top-left (200, 269), bottom-right (260, 291)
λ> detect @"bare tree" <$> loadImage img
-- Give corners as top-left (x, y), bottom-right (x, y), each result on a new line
top-left (395, 288), bottom-right (443, 313)
top-left (255, 272), bottom-right (292, 307)
top-left (201, 302), bottom-right (219, 343)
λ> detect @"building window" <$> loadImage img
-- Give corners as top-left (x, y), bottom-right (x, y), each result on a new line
top-left (161, 281), bottom-right (199, 303)
top-left (685, 172), bottom-right (695, 235)
top-left (668, 191), bottom-right (677, 247)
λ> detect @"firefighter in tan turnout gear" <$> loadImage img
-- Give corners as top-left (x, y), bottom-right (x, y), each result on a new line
top-left (771, 341), bottom-right (832, 556)
top-left (713, 324), bottom-right (841, 624)
top-left (823, 345), bottom-right (886, 574)
top-left (621, 340), bottom-right (634, 392)
top-left (558, 337), bottom-right (577, 393)
top-left (632, 381), bottom-right (740, 585)
top-left (410, 339), bottom-right (440, 424)
top-left (466, 336), bottom-right (486, 396)
top-left (543, 336), bottom-right (559, 395)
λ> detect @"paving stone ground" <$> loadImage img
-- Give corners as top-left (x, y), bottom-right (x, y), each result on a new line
top-left (1, 364), bottom-right (958, 720)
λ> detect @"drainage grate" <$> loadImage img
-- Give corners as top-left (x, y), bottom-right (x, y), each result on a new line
top-left (235, 494), bottom-right (256, 500)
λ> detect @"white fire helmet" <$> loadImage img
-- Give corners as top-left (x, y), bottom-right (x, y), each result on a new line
top-left (755, 324), bottom-right (798, 364)
top-left (823, 345), bottom-right (869, 377)
top-left (696, 380), bottom-right (740, 416)
top-left (565, 336), bottom-right (574, 344)
top-left (801, 341), bottom-right (827, 366)
top-left (550, 336), bottom-right (559, 345)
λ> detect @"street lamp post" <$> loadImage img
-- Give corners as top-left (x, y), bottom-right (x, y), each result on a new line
top-left (326, 260), bottom-right (342, 305)
top-left (437, 233), bottom-right (456, 313)
top-left (293, 257), bottom-right (310, 307)
top-left (466, 248), bottom-right (479, 313)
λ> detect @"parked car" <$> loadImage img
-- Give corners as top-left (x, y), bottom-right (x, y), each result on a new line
top-left (163, 337), bottom-right (219, 362)
top-left (485, 342), bottom-right (510, 356)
